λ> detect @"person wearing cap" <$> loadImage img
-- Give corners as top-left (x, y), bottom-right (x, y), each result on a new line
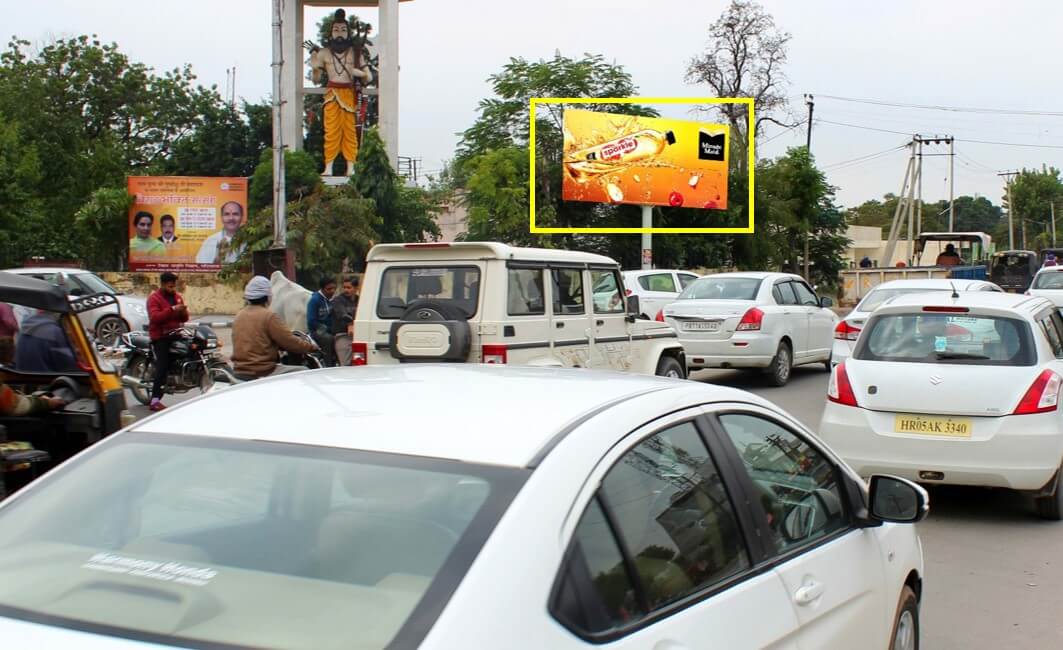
top-left (231, 275), bottom-right (319, 379)
top-left (1044, 252), bottom-right (1057, 267)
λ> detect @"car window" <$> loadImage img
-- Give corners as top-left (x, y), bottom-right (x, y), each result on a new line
top-left (857, 313), bottom-right (1036, 366)
top-left (1038, 313), bottom-right (1063, 358)
top-left (773, 281), bottom-right (798, 306)
top-left (717, 414), bottom-right (847, 554)
top-left (75, 273), bottom-right (119, 295)
top-left (677, 274), bottom-right (699, 289)
top-left (552, 268), bottom-right (586, 315)
top-left (377, 266), bottom-right (481, 319)
top-left (856, 287), bottom-right (949, 312)
top-left (591, 270), bottom-right (624, 314)
top-left (1033, 273), bottom-right (1063, 290)
top-left (679, 277), bottom-right (762, 301)
top-left (792, 282), bottom-right (819, 306)
top-left (507, 268), bottom-right (545, 316)
top-left (638, 273), bottom-right (677, 293)
top-left (599, 422), bottom-right (749, 610)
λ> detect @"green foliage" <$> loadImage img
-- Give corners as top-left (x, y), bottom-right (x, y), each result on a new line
top-left (352, 128), bottom-right (440, 243)
top-left (163, 101), bottom-right (272, 178)
top-left (1007, 167), bottom-right (1063, 250)
top-left (249, 149), bottom-right (323, 213)
top-left (74, 187), bottom-right (135, 270)
top-left (459, 147), bottom-right (536, 246)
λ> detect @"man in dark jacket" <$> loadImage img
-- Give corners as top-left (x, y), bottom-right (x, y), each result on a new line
top-left (146, 272), bottom-right (189, 411)
top-left (15, 311), bottom-right (78, 373)
top-left (307, 277), bottom-right (337, 367)
top-left (331, 276), bottom-right (359, 366)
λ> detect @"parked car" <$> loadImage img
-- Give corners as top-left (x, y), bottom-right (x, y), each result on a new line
top-left (1027, 265), bottom-right (1063, 307)
top-left (596, 269), bottom-right (700, 320)
top-left (989, 250), bottom-right (1039, 293)
top-left (819, 291), bottom-right (1063, 519)
top-left (832, 279), bottom-right (1003, 366)
top-left (0, 365), bottom-right (927, 649)
top-left (2, 268), bottom-right (148, 346)
top-left (352, 242), bottom-right (687, 378)
top-left (661, 272), bottom-right (837, 386)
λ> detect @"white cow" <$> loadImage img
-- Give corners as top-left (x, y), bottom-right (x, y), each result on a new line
top-left (269, 270), bottom-right (312, 332)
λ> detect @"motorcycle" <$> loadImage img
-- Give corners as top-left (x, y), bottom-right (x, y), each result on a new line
top-left (119, 324), bottom-right (233, 405)
top-left (208, 330), bottom-right (326, 387)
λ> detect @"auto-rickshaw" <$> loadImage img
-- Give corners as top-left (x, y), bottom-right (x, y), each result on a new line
top-left (990, 250), bottom-right (1040, 292)
top-left (0, 272), bottom-right (133, 497)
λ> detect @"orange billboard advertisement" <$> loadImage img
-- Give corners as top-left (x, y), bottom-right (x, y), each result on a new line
top-left (562, 109), bottom-right (729, 210)
top-left (127, 176), bottom-right (249, 272)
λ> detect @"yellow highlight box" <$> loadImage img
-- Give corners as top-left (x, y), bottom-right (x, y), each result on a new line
top-left (529, 97), bottom-right (755, 235)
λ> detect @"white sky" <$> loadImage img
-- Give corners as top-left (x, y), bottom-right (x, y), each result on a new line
top-left (6, 0), bottom-right (1063, 208)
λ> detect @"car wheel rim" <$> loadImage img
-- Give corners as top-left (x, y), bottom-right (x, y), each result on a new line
top-left (894, 610), bottom-right (915, 650)
top-left (98, 319), bottom-right (126, 346)
top-left (665, 368), bottom-right (681, 378)
top-left (777, 348), bottom-right (790, 380)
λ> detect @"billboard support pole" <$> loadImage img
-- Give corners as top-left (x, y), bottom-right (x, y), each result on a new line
top-left (641, 205), bottom-right (652, 270)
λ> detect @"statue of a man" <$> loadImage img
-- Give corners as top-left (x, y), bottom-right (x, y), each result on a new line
top-left (311, 10), bottom-right (370, 177)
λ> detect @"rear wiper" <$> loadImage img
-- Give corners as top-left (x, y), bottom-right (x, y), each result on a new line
top-left (934, 351), bottom-right (989, 360)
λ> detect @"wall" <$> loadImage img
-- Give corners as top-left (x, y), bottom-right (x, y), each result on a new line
top-left (100, 272), bottom-right (250, 314)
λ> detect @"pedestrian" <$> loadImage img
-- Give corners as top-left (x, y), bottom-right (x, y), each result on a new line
top-left (1044, 252), bottom-right (1057, 267)
top-left (858, 256), bottom-right (873, 269)
top-left (307, 276), bottom-right (337, 367)
top-left (146, 272), bottom-right (189, 411)
top-left (331, 276), bottom-right (359, 366)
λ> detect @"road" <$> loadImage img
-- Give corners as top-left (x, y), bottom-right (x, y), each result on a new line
top-left (125, 345), bottom-right (1063, 648)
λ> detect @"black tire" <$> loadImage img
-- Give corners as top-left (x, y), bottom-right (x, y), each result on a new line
top-left (95, 315), bottom-right (128, 347)
top-left (824, 350), bottom-right (833, 372)
top-left (888, 585), bottom-right (919, 650)
top-left (655, 355), bottom-right (685, 379)
top-left (766, 341), bottom-right (793, 387)
top-left (1035, 472), bottom-right (1063, 520)
top-left (125, 355), bottom-right (154, 405)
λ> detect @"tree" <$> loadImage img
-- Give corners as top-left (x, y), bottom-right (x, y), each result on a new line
top-left (249, 149), bottom-right (323, 213)
top-left (685, 0), bottom-right (794, 165)
top-left (1006, 167), bottom-right (1063, 250)
top-left (0, 120), bottom-right (44, 266)
top-left (163, 100), bottom-right (272, 178)
top-left (74, 187), bottom-right (134, 271)
top-left (351, 128), bottom-right (440, 243)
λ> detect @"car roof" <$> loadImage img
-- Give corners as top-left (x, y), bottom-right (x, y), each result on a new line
top-left (0, 271), bottom-right (70, 312)
top-left (869, 279), bottom-right (990, 291)
top-left (1034, 266), bottom-right (1063, 275)
top-left (622, 269), bottom-right (696, 275)
top-left (132, 365), bottom-right (760, 468)
top-left (699, 271), bottom-right (798, 281)
top-left (875, 290), bottom-right (1052, 316)
top-left (1, 267), bottom-right (89, 275)
top-left (365, 242), bottom-right (617, 266)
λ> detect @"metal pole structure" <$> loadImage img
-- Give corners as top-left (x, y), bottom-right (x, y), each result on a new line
top-left (641, 205), bottom-right (652, 270)
top-left (881, 148), bottom-right (914, 267)
top-left (804, 94), bottom-right (814, 280)
top-left (948, 137), bottom-right (955, 231)
top-left (916, 138), bottom-right (923, 236)
top-left (270, 0), bottom-right (286, 248)
top-left (1000, 172), bottom-right (1016, 250)
top-left (906, 154), bottom-right (919, 265)
top-left (379, 0), bottom-right (401, 168)
top-left (1053, 202), bottom-right (1057, 248)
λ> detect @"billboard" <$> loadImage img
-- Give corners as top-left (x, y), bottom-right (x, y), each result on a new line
top-left (561, 109), bottom-right (729, 210)
top-left (127, 177), bottom-right (249, 272)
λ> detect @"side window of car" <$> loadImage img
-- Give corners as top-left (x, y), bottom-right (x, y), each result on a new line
top-left (678, 274), bottom-right (698, 290)
top-left (774, 281), bottom-right (798, 306)
top-left (1039, 313), bottom-right (1063, 358)
top-left (792, 282), bottom-right (819, 307)
top-left (717, 413), bottom-right (848, 554)
top-left (552, 421), bottom-right (751, 636)
top-left (638, 273), bottom-right (678, 293)
top-left (507, 268), bottom-right (545, 316)
top-left (552, 268), bottom-right (586, 315)
top-left (591, 270), bottom-right (624, 314)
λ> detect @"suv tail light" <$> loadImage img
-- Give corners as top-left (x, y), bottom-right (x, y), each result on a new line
top-left (736, 307), bottom-right (764, 332)
top-left (655, 310), bottom-right (665, 322)
top-left (1013, 370), bottom-right (1061, 415)
top-left (834, 320), bottom-right (861, 341)
top-left (827, 362), bottom-right (859, 407)
top-left (482, 344), bottom-right (507, 364)
top-left (351, 342), bottom-right (368, 366)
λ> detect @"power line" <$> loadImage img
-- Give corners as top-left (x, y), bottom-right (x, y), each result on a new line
top-left (817, 119), bottom-right (1063, 149)
top-left (816, 94), bottom-right (1063, 118)
top-left (821, 143), bottom-right (907, 171)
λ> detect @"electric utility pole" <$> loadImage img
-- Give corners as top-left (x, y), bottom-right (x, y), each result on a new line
top-left (803, 94), bottom-right (814, 281)
top-left (999, 171), bottom-right (1019, 250)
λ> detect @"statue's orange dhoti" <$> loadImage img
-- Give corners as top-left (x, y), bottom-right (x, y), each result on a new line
top-left (323, 82), bottom-right (359, 168)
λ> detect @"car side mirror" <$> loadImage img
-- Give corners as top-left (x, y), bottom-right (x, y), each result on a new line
top-left (868, 475), bottom-right (929, 523)
top-left (819, 296), bottom-right (834, 308)
top-left (626, 294), bottom-right (640, 316)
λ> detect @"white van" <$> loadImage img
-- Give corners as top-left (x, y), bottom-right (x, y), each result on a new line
top-left (352, 242), bottom-right (687, 377)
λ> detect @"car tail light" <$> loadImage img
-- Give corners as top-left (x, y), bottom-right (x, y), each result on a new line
top-left (482, 344), bottom-right (507, 364)
top-left (834, 320), bottom-right (861, 341)
top-left (736, 307), bottom-right (764, 332)
top-left (827, 362), bottom-right (859, 407)
top-left (922, 306), bottom-right (969, 313)
top-left (402, 243), bottom-right (450, 248)
top-left (351, 342), bottom-right (368, 366)
top-left (1013, 370), bottom-right (1061, 415)
top-left (655, 310), bottom-right (665, 322)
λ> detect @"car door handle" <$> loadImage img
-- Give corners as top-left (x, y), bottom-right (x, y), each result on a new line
top-left (555, 322), bottom-right (565, 328)
top-left (793, 580), bottom-right (824, 606)
top-left (595, 319), bottom-right (604, 326)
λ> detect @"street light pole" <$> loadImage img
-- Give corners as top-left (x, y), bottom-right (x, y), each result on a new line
top-left (270, 0), bottom-right (287, 248)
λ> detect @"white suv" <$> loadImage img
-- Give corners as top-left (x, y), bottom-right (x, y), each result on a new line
top-left (352, 243), bottom-right (688, 377)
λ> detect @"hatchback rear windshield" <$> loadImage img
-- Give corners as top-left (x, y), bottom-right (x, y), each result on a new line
top-left (678, 277), bottom-right (762, 301)
top-left (0, 434), bottom-right (524, 650)
top-left (857, 287), bottom-right (951, 312)
top-left (377, 265), bottom-right (481, 319)
top-left (1033, 273), bottom-right (1063, 290)
top-left (855, 312), bottom-right (1035, 366)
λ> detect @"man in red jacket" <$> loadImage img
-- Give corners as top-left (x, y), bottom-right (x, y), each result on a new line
top-left (146, 272), bottom-right (189, 411)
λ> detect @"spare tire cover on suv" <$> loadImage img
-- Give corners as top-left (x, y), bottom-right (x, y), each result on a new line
top-left (388, 300), bottom-right (471, 362)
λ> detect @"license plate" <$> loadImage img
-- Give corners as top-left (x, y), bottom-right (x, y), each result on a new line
top-left (682, 321), bottom-right (721, 332)
top-left (894, 414), bottom-right (972, 438)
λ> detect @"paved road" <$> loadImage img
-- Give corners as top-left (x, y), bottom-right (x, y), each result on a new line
top-left (125, 346), bottom-right (1062, 649)
top-left (693, 365), bottom-right (1063, 650)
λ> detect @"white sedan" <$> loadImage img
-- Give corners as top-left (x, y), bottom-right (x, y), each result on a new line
top-left (663, 272), bottom-right (837, 386)
top-left (820, 291), bottom-right (1063, 519)
top-left (1027, 265), bottom-right (1063, 307)
top-left (0, 365), bottom-right (926, 649)
top-left (832, 279), bottom-right (1003, 366)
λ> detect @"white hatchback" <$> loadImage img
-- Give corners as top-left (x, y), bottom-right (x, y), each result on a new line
top-left (612, 269), bottom-right (700, 320)
top-left (820, 291), bottom-right (1063, 519)
top-left (832, 279), bottom-right (1003, 366)
top-left (0, 366), bottom-right (925, 649)
top-left (1027, 265), bottom-right (1063, 307)
top-left (663, 272), bottom-right (837, 386)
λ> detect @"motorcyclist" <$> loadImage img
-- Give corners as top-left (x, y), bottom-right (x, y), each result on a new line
top-left (231, 276), bottom-right (319, 379)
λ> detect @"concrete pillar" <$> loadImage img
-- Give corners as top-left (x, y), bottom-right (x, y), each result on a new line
top-left (280, 0), bottom-right (303, 152)
top-left (378, 0), bottom-right (400, 168)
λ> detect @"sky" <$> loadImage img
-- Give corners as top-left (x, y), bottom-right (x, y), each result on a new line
top-left (5, 0), bottom-right (1063, 208)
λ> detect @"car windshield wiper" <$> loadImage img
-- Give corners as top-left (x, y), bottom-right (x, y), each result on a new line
top-left (934, 351), bottom-right (990, 360)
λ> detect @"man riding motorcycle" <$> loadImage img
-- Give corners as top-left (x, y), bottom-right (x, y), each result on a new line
top-left (231, 276), bottom-right (319, 379)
